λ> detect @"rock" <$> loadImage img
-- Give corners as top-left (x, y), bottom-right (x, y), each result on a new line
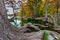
top-left (48, 35), bottom-right (54, 40)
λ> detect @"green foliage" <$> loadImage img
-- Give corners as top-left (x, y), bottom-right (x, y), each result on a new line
top-left (27, 0), bottom-right (45, 17)
top-left (21, 21), bottom-right (24, 26)
top-left (57, 19), bottom-right (60, 26)
top-left (26, 17), bottom-right (54, 27)
top-left (13, 21), bottom-right (18, 27)
top-left (37, 9), bottom-right (45, 17)
top-left (27, 17), bottom-right (33, 22)
top-left (43, 32), bottom-right (49, 40)
top-left (21, 19), bottom-right (28, 26)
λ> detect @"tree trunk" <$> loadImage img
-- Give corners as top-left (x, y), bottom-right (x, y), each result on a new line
top-left (45, 0), bottom-right (49, 21)
top-left (0, 0), bottom-right (13, 40)
top-left (34, 1), bottom-right (37, 18)
top-left (0, 0), bottom-right (27, 40)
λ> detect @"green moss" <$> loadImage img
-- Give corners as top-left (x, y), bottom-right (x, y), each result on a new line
top-left (43, 32), bottom-right (49, 40)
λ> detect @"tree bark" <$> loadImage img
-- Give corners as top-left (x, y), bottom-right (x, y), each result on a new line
top-left (0, 0), bottom-right (12, 40)
top-left (45, 0), bottom-right (49, 21)
top-left (0, 0), bottom-right (27, 40)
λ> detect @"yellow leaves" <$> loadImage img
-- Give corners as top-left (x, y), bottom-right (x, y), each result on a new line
top-left (49, 0), bottom-right (60, 15)
top-left (16, 12), bottom-right (21, 16)
top-left (49, 0), bottom-right (53, 2)
top-left (24, 7), bottom-right (33, 17)
top-left (16, 12), bottom-right (22, 20)
top-left (17, 1), bottom-right (33, 18)
top-left (50, 7), bottom-right (56, 16)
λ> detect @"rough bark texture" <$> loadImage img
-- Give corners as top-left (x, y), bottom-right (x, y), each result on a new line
top-left (0, 0), bottom-right (26, 40)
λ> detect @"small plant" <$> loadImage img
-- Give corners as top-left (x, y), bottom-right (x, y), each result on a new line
top-left (10, 20), bottom-right (21, 27)
top-left (43, 32), bottom-right (49, 40)
top-left (21, 20), bottom-right (25, 26)
top-left (27, 17), bottom-right (34, 22)
top-left (14, 20), bottom-right (18, 26)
